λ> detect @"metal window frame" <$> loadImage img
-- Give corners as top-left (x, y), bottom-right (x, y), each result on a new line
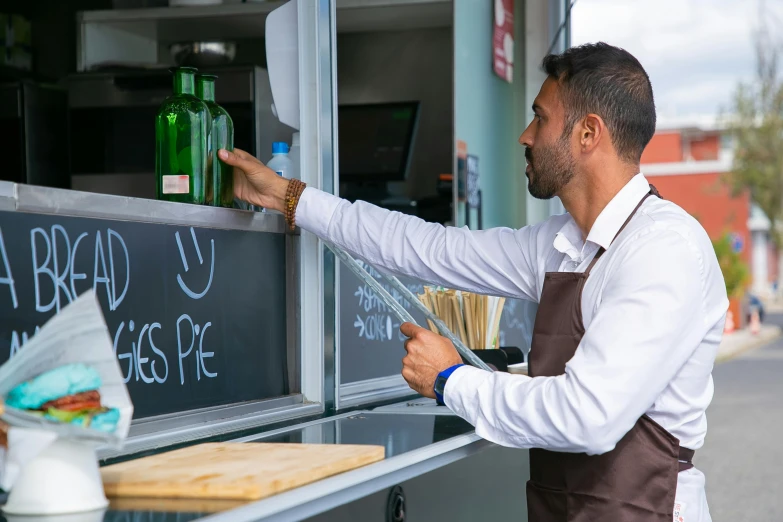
top-left (338, 375), bottom-right (417, 410)
top-left (316, 0), bottom-right (340, 413)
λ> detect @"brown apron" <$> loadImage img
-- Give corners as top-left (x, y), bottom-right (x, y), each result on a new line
top-left (527, 187), bottom-right (694, 522)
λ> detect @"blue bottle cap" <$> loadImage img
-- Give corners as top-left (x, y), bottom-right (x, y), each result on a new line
top-left (273, 142), bottom-right (289, 154)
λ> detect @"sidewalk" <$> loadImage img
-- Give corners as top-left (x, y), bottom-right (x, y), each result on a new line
top-left (716, 324), bottom-right (782, 363)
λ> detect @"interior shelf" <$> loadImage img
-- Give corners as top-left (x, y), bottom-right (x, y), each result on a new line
top-left (78, 0), bottom-right (451, 41)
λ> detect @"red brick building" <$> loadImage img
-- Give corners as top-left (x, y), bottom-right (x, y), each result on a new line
top-left (642, 125), bottom-right (748, 260)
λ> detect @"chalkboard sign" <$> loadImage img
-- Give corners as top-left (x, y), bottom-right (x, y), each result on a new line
top-left (0, 211), bottom-right (288, 419)
top-left (339, 262), bottom-right (427, 384)
top-left (339, 260), bottom-right (538, 384)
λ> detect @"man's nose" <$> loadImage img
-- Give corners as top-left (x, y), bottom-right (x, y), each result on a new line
top-left (519, 123), bottom-right (535, 148)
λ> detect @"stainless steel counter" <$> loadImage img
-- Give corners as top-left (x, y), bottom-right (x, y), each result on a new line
top-left (0, 409), bottom-right (529, 522)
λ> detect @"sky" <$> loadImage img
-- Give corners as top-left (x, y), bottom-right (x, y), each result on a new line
top-left (571, 0), bottom-right (783, 128)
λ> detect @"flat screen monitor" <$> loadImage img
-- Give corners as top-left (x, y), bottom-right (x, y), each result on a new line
top-left (338, 101), bottom-right (420, 183)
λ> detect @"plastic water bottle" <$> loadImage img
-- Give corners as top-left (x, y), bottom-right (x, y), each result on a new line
top-left (261, 142), bottom-right (292, 213)
top-left (289, 132), bottom-right (301, 180)
top-left (267, 142), bottom-right (292, 178)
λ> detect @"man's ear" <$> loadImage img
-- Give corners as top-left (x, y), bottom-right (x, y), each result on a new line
top-left (579, 113), bottom-right (606, 154)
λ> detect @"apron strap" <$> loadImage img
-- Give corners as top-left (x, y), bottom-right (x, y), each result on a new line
top-left (678, 447), bottom-right (695, 472)
top-left (585, 186), bottom-right (661, 275)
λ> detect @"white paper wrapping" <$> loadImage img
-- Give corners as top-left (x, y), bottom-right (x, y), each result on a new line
top-left (0, 290), bottom-right (133, 449)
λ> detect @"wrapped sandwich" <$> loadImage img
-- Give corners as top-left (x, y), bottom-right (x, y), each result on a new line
top-left (5, 363), bottom-right (120, 433)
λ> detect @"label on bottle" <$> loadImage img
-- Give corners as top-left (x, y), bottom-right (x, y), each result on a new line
top-left (162, 175), bottom-right (190, 194)
top-left (276, 171), bottom-right (284, 177)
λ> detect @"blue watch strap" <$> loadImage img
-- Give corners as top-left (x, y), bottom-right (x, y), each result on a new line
top-left (434, 363), bottom-right (464, 406)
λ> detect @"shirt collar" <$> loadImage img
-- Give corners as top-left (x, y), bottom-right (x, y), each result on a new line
top-left (587, 173), bottom-right (651, 250)
top-left (553, 173), bottom-right (651, 257)
top-left (553, 218), bottom-right (584, 260)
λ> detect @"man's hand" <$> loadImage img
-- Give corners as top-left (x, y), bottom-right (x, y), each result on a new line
top-left (218, 148), bottom-right (290, 212)
top-left (400, 322), bottom-right (463, 399)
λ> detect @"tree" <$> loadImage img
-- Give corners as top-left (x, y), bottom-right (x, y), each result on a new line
top-left (724, 10), bottom-right (783, 244)
top-left (712, 234), bottom-right (750, 299)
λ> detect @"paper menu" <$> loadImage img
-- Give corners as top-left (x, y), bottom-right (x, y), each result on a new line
top-left (0, 290), bottom-right (133, 449)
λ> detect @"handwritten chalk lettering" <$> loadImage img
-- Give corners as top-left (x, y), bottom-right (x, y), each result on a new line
top-left (31, 228), bottom-right (56, 313)
top-left (354, 313), bottom-right (394, 341)
top-left (355, 285), bottom-right (387, 314)
top-left (31, 227), bottom-right (130, 313)
top-left (93, 231), bottom-right (112, 308)
top-left (387, 316), bottom-right (394, 340)
top-left (135, 323), bottom-right (154, 384)
top-left (69, 232), bottom-right (89, 299)
top-left (0, 227), bottom-right (17, 309)
top-left (196, 321), bottom-right (216, 380)
top-left (107, 229), bottom-right (130, 310)
top-left (351, 270), bottom-right (427, 343)
top-left (51, 225), bottom-right (74, 312)
top-left (176, 314), bottom-right (194, 384)
top-left (8, 327), bottom-right (40, 358)
top-left (387, 284), bottom-right (422, 311)
top-left (113, 321), bottom-right (133, 383)
top-left (355, 284), bottom-right (405, 314)
top-left (177, 314), bottom-right (217, 385)
top-left (9, 331), bottom-right (21, 358)
top-left (175, 228), bottom-right (215, 300)
top-left (114, 320), bottom-right (169, 384)
top-left (147, 322), bottom-right (168, 383)
top-left (353, 267), bottom-right (423, 318)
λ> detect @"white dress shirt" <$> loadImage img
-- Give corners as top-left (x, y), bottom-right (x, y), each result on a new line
top-left (296, 173), bottom-right (727, 522)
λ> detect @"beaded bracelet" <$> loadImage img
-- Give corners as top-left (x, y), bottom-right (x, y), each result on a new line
top-left (284, 179), bottom-right (307, 231)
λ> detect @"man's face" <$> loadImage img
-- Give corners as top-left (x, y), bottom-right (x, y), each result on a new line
top-left (519, 77), bottom-right (576, 200)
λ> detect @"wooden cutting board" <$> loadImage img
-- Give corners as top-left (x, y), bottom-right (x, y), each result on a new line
top-left (101, 442), bottom-right (385, 501)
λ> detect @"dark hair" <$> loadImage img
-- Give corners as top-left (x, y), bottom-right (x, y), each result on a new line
top-left (542, 42), bottom-right (656, 164)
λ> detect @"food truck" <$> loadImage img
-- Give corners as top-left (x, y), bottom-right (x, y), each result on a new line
top-left (0, 0), bottom-right (571, 519)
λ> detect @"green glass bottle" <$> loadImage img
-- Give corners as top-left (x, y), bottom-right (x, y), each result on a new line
top-left (155, 67), bottom-right (210, 204)
top-left (196, 74), bottom-right (234, 208)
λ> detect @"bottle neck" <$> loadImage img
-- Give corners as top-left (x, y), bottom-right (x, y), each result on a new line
top-left (197, 80), bottom-right (215, 102)
top-left (173, 71), bottom-right (195, 95)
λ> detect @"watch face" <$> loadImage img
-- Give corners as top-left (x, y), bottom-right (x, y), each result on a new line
top-left (434, 375), bottom-right (448, 395)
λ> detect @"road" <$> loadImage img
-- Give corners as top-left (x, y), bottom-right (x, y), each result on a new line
top-left (699, 313), bottom-right (783, 521)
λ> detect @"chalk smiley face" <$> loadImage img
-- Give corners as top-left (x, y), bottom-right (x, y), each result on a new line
top-left (175, 228), bottom-right (215, 300)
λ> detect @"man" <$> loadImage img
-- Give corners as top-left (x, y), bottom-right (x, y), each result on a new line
top-left (220, 42), bottom-right (726, 521)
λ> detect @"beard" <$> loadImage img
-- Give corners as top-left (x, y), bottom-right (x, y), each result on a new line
top-left (525, 133), bottom-right (575, 200)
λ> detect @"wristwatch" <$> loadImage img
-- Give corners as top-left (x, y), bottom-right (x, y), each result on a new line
top-left (433, 364), bottom-right (464, 406)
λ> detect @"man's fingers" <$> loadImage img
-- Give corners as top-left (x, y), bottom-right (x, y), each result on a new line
top-left (231, 147), bottom-right (258, 162)
top-left (218, 148), bottom-right (260, 173)
top-left (400, 322), bottom-right (425, 339)
top-left (404, 338), bottom-right (422, 355)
